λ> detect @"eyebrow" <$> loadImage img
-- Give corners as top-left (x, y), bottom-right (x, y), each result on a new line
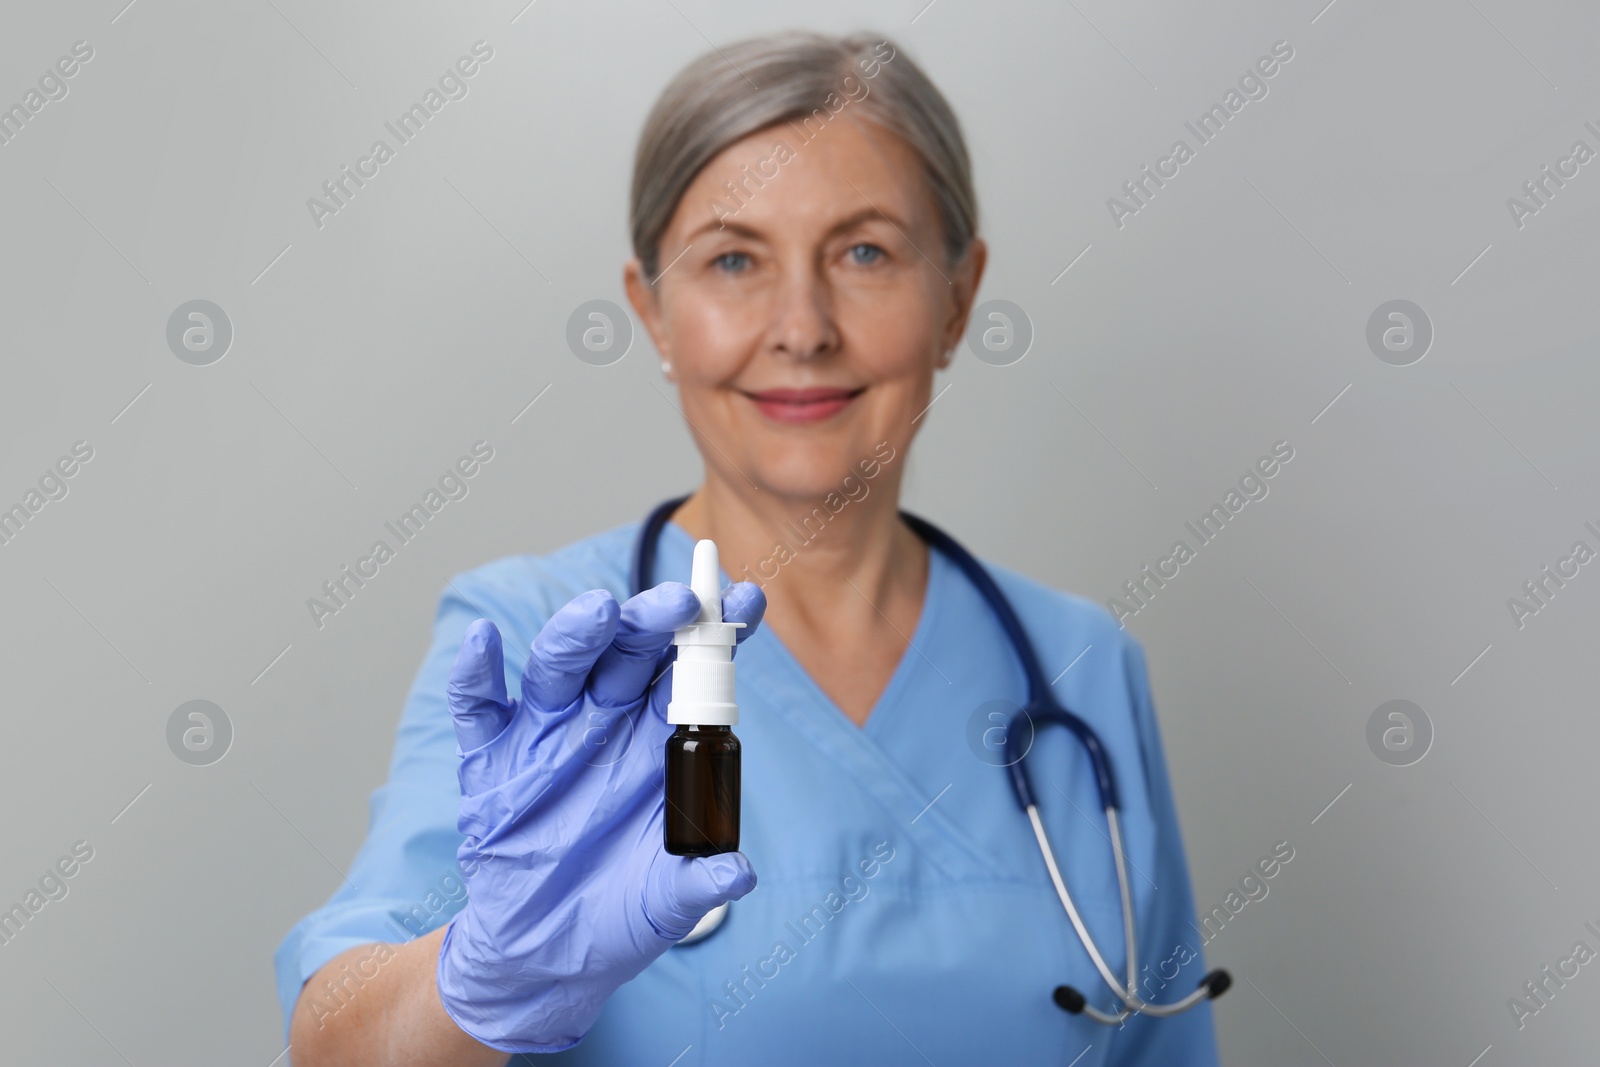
top-left (680, 204), bottom-right (911, 246)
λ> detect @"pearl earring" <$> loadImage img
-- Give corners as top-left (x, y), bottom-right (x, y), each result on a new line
top-left (660, 361), bottom-right (673, 376)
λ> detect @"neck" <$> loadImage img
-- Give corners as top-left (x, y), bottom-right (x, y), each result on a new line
top-left (670, 463), bottom-right (926, 622)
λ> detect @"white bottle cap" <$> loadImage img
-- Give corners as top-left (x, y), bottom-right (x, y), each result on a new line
top-left (667, 539), bottom-right (743, 727)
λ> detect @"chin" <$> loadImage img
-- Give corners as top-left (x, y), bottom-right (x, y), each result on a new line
top-left (749, 442), bottom-right (873, 500)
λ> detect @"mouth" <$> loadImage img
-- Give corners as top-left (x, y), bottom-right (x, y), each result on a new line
top-left (742, 386), bottom-right (866, 424)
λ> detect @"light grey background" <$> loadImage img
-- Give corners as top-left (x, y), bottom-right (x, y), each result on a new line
top-left (2, 0), bottom-right (1596, 1063)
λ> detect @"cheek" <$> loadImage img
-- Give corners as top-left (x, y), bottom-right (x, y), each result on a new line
top-left (847, 311), bottom-right (940, 419)
top-left (842, 287), bottom-right (940, 372)
top-left (664, 294), bottom-right (760, 378)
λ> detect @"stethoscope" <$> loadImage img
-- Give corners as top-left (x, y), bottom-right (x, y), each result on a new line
top-left (632, 496), bottom-right (1231, 1024)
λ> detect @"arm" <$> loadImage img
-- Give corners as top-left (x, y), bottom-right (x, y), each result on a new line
top-left (274, 572), bottom-right (768, 1059)
top-left (288, 927), bottom-right (509, 1067)
top-left (272, 575), bottom-right (501, 1059)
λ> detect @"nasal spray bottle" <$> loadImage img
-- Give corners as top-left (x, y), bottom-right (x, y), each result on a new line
top-left (664, 539), bottom-right (743, 857)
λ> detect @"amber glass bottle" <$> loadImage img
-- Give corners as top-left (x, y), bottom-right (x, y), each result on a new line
top-left (664, 724), bottom-right (740, 856)
top-left (664, 540), bottom-right (744, 856)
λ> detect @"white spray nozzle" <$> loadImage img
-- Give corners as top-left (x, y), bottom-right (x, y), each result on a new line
top-left (691, 539), bottom-right (723, 623)
top-left (667, 538), bottom-right (743, 727)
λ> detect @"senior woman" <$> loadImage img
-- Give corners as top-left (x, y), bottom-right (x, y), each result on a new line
top-left (276, 30), bottom-right (1221, 1066)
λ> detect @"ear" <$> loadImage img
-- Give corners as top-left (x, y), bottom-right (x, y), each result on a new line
top-left (941, 236), bottom-right (989, 355)
top-left (624, 257), bottom-right (671, 365)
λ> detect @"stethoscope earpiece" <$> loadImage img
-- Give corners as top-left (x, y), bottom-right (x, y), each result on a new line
top-left (1200, 969), bottom-right (1232, 1000)
top-left (1052, 985), bottom-right (1087, 1014)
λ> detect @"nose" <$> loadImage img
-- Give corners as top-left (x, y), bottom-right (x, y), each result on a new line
top-left (764, 262), bottom-right (839, 362)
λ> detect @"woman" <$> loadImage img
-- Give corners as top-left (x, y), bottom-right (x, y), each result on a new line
top-left (277, 31), bottom-right (1221, 1065)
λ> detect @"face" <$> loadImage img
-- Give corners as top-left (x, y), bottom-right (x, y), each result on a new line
top-left (626, 114), bottom-right (986, 501)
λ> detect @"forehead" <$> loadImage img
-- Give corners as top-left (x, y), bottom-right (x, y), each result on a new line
top-left (670, 114), bottom-right (931, 236)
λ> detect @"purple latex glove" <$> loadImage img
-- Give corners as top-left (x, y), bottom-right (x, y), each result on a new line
top-left (435, 581), bottom-right (764, 1054)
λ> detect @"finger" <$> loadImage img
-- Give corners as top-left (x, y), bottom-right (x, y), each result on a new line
top-left (644, 850), bottom-right (758, 942)
top-left (590, 582), bottom-right (700, 708)
top-left (447, 619), bottom-right (511, 752)
top-left (721, 581), bottom-right (767, 647)
top-left (520, 590), bottom-right (620, 712)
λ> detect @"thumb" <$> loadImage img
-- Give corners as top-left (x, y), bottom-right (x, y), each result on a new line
top-left (643, 851), bottom-right (757, 942)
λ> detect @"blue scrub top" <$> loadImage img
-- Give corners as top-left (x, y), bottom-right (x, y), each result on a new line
top-left (275, 520), bottom-right (1221, 1065)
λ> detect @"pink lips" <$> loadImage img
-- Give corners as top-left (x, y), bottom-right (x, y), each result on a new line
top-left (744, 387), bottom-right (864, 424)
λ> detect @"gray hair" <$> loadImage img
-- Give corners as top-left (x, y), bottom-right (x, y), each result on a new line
top-left (629, 31), bottom-right (977, 281)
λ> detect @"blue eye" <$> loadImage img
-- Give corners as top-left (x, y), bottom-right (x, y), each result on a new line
top-left (713, 251), bottom-right (751, 273)
top-left (848, 243), bottom-right (884, 265)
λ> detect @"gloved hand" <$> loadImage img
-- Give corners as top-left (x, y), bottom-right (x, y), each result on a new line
top-left (436, 580), bottom-right (765, 1054)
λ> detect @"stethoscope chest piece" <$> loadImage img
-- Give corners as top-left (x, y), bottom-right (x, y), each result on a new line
top-left (676, 902), bottom-right (728, 946)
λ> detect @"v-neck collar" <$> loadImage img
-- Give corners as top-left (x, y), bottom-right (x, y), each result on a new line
top-left (662, 519), bottom-right (948, 736)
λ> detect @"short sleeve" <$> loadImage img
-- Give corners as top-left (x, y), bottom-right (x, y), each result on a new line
top-left (1101, 635), bottom-right (1222, 1066)
top-left (271, 575), bottom-right (493, 1039)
